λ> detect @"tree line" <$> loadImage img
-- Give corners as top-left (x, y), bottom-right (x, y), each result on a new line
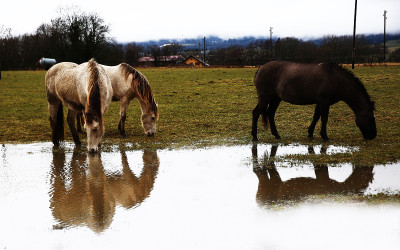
top-left (207, 35), bottom-right (400, 66)
top-left (1, 9), bottom-right (399, 70)
top-left (0, 8), bottom-right (124, 70)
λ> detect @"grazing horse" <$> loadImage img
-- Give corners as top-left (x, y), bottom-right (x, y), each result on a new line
top-left (252, 61), bottom-right (377, 141)
top-left (45, 59), bottom-right (113, 152)
top-left (101, 63), bottom-right (158, 137)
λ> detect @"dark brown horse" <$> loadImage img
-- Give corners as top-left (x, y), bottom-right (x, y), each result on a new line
top-left (252, 61), bottom-right (377, 141)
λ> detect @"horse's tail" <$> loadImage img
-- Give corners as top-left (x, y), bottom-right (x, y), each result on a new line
top-left (254, 68), bottom-right (260, 85)
top-left (54, 103), bottom-right (64, 144)
top-left (261, 110), bottom-right (269, 130)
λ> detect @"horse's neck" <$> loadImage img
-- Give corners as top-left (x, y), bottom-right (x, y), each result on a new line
top-left (136, 93), bottom-right (150, 114)
top-left (343, 84), bottom-right (369, 115)
top-left (133, 77), bottom-right (154, 114)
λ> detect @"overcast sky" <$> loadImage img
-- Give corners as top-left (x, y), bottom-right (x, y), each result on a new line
top-left (2, 0), bottom-right (399, 42)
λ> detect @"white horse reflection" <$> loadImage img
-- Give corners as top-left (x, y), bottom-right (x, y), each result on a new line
top-left (49, 149), bottom-right (159, 233)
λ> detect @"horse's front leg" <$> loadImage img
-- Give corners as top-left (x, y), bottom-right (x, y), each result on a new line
top-left (319, 105), bottom-right (330, 141)
top-left (308, 104), bottom-right (321, 138)
top-left (48, 100), bottom-right (64, 145)
top-left (76, 111), bottom-right (84, 133)
top-left (118, 97), bottom-right (130, 138)
top-left (67, 109), bottom-right (81, 145)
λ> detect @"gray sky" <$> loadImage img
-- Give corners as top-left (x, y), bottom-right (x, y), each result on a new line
top-left (2, 0), bottom-right (399, 42)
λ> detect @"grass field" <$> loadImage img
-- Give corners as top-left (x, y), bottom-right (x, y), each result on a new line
top-left (0, 66), bottom-right (399, 165)
top-left (387, 39), bottom-right (400, 52)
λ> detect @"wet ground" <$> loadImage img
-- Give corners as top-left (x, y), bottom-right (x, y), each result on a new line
top-left (0, 143), bottom-right (399, 249)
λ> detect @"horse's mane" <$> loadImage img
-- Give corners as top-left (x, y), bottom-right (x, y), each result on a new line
top-left (120, 63), bottom-right (158, 117)
top-left (86, 58), bottom-right (103, 126)
top-left (332, 63), bottom-right (375, 111)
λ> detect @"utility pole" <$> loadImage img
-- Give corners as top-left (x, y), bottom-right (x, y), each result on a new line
top-left (269, 27), bottom-right (273, 60)
top-left (352, 0), bottom-right (358, 69)
top-left (198, 43), bottom-right (201, 59)
top-left (383, 10), bottom-right (387, 63)
top-left (203, 37), bottom-right (206, 63)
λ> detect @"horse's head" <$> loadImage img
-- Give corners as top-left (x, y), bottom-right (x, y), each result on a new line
top-left (85, 111), bottom-right (105, 152)
top-left (141, 105), bottom-right (158, 136)
top-left (355, 102), bottom-right (376, 140)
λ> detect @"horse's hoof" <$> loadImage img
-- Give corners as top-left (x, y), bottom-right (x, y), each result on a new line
top-left (274, 135), bottom-right (281, 139)
top-left (322, 137), bottom-right (331, 142)
top-left (252, 137), bottom-right (259, 142)
top-left (308, 135), bottom-right (314, 140)
top-left (120, 133), bottom-right (127, 138)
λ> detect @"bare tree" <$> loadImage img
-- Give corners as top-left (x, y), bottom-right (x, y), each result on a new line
top-left (124, 42), bottom-right (142, 66)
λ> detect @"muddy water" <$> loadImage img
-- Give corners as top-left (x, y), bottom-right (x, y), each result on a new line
top-left (0, 143), bottom-right (399, 249)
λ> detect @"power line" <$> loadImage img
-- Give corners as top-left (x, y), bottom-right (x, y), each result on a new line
top-left (269, 27), bottom-right (273, 60)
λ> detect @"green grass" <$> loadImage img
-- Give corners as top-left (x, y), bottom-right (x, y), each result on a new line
top-left (387, 39), bottom-right (400, 52)
top-left (0, 66), bottom-right (399, 165)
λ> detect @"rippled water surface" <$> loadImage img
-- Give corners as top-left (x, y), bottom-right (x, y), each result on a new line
top-left (0, 143), bottom-right (399, 249)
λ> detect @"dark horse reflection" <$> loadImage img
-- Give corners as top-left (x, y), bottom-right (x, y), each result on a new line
top-left (49, 148), bottom-right (159, 233)
top-left (252, 144), bottom-right (374, 206)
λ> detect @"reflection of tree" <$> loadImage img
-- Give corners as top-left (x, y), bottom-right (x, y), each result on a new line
top-left (251, 144), bottom-right (374, 206)
top-left (49, 148), bottom-right (159, 233)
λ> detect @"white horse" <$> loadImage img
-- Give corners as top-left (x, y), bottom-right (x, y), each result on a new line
top-left (100, 63), bottom-right (158, 137)
top-left (45, 58), bottom-right (113, 152)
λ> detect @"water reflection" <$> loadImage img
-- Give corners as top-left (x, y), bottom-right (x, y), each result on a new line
top-left (252, 144), bottom-right (374, 207)
top-left (49, 148), bottom-right (159, 233)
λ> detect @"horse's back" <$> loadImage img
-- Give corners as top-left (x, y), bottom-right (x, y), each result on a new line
top-left (101, 64), bottom-right (130, 101)
top-left (255, 61), bottom-right (339, 105)
top-left (46, 62), bottom-right (94, 110)
top-left (45, 62), bottom-right (78, 102)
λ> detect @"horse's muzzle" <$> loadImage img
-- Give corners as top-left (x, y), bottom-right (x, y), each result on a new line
top-left (147, 131), bottom-right (155, 137)
top-left (88, 147), bottom-right (99, 153)
top-left (363, 134), bottom-right (377, 140)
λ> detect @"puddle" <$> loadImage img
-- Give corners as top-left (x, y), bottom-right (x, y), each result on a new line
top-left (0, 143), bottom-right (399, 249)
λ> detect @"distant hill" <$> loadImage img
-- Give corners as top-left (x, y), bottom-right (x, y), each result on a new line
top-left (136, 35), bottom-right (268, 50)
top-left (134, 33), bottom-right (400, 50)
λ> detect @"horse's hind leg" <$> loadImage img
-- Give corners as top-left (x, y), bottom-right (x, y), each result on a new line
top-left (319, 104), bottom-right (330, 141)
top-left (252, 104), bottom-right (261, 141)
top-left (67, 109), bottom-right (81, 145)
top-left (308, 104), bottom-right (321, 138)
top-left (252, 103), bottom-right (267, 141)
top-left (117, 97), bottom-right (130, 138)
top-left (267, 100), bottom-right (281, 139)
